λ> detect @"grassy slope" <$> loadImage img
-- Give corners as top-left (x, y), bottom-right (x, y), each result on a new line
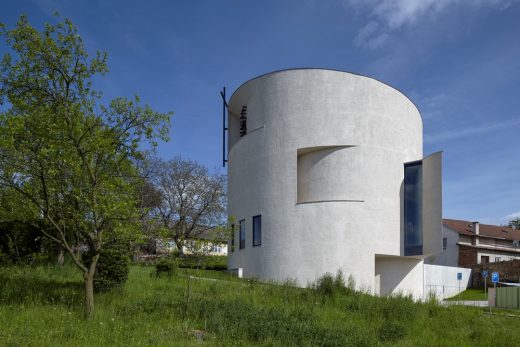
top-left (446, 288), bottom-right (488, 301)
top-left (1, 265), bottom-right (520, 346)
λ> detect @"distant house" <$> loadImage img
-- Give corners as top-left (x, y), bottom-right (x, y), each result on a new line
top-left (155, 229), bottom-right (228, 256)
top-left (426, 219), bottom-right (520, 267)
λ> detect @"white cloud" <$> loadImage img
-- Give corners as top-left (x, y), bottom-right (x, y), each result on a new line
top-left (354, 21), bottom-right (390, 49)
top-left (372, 0), bottom-right (456, 29)
top-left (354, 21), bottom-right (379, 45)
top-left (416, 93), bottom-right (451, 120)
top-left (348, 0), bottom-right (517, 48)
top-left (506, 211), bottom-right (520, 219)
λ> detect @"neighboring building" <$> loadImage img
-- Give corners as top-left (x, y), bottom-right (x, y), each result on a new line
top-left (154, 229), bottom-right (228, 256)
top-left (468, 259), bottom-right (520, 288)
top-left (427, 219), bottom-right (520, 267)
top-left (156, 239), bottom-right (228, 256)
top-left (226, 69), bottom-right (442, 299)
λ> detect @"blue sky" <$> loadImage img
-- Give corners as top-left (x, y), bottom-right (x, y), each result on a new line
top-left (2, 0), bottom-right (519, 225)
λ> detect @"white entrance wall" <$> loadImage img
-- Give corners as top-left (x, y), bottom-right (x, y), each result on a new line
top-left (375, 256), bottom-right (424, 300)
top-left (424, 264), bottom-right (471, 300)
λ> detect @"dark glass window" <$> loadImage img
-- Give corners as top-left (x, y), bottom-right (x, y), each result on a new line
top-left (239, 219), bottom-right (245, 249)
top-left (252, 215), bottom-right (261, 246)
top-left (230, 223), bottom-right (235, 252)
top-left (404, 161), bottom-right (423, 256)
top-left (442, 237), bottom-right (447, 250)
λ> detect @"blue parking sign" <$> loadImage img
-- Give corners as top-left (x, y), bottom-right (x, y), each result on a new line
top-left (457, 272), bottom-right (462, 280)
top-left (482, 270), bottom-right (488, 277)
top-left (492, 272), bottom-right (499, 283)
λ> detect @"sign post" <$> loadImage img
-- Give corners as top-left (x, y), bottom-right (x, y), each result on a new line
top-left (491, 272), bottom-right (499, 312)
top-left (482, 270), bottom-right (488, 299)
top-left (492, 271), bottom-right (499, 285)
top-left (457, 272), bottom-right (462, 299)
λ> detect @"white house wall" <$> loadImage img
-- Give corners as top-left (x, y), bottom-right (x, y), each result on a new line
top-left (227, 69), bottom-right (426, 295)
top-left (477, 250), bottom-right (520, 263)
top-left (159, 240), bottom-right (228, 256)
top-left (426, 226), bottom-right (459, 267)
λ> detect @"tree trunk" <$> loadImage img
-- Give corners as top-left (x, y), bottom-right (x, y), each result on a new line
top-left (57, 248), bottom-right (65, 266)
top-left (76, 233), bottom-right (81, 259)
top-left (83, 254), bottom-right (99, 319)
top-left (174, 238), bottom-right (184, 257)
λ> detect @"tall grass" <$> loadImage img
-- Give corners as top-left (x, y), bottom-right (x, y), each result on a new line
top-left (1, 265), bottom-right (519, 346)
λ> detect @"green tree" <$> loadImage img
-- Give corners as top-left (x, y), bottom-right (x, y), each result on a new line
top-left (508, 217), bottom-right (520, 230)
top-left (0, 16), bottom-right (171, 318)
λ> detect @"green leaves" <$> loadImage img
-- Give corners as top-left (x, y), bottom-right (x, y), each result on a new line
top-left (0, 15), bottom-right (171, 268)
top-left (1, 14), bottom-right (107, 115)
top-left (508, 217), bottom-right (520, 230)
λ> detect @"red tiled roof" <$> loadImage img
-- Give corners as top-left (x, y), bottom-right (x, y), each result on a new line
top-left (443, 219), bottom-right (520, 241)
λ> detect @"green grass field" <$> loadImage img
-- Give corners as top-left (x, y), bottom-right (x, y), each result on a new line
top-left (446, 288), bottom-right (488, 301)
top-left (1, 265), bottom-right (520, 346)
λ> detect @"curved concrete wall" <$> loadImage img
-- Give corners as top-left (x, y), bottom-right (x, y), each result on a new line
top-left (297, 146), bottom-right (363, 203)
top-left (227, 69), bottom-right (423, 292)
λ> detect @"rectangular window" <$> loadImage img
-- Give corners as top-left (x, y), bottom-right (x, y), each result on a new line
top-left (239, 219), bottom-right (245, 249)
top-left (404, 161), bottom-right (423, 256)
top-left (442, 237), bottom-right (447, 250)
top-left (495, 257), bottom-right (501, 262)
top-left (253, 215), bottom-right (262, 246)
top-left (230, 224), bottom-right (235, 252)
top-left (481, 255), bottom-right (489, 263)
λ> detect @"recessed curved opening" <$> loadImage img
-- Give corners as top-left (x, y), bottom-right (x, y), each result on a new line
top-left (297, 145), bottom-right (363, 204)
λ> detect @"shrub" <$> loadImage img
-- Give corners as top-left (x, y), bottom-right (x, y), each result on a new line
top-left (0, 221), bottom-right (44, 265)
top-left (315, 272), bottom-right (336, 297)
top-left (0, 249), bottom-right (11, 265)
top-left (313, 270), bottom-right (353, 298)
top-left (155, 258), bottom-right (176, 277)
top-left (82, 243), bottom-right (130, 292)
top-left (174, 254), bottom-right (227, 271)
top-left (346, 274), bottom-right (356, 293)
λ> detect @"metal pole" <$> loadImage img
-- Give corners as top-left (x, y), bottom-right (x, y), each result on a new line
top-left (493, 282), bottom-right (496, 312)
top-left (221, 87), bottom-right (227, 167)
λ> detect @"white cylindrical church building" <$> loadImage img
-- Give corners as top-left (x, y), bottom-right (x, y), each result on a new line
top-left (226, 69), bottom-right (441, 298)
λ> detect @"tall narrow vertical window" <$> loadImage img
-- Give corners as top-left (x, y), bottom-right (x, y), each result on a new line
top-left (442, 237), bottom-right (447, 250)
top-left (252, 215), bottom-right (262, 246)
top-left (404, 161), bottom-right (423, 256)
top-left (230, 223), bottom-right (235, 252)
top-left (239, 219), bottom-right (245, 249)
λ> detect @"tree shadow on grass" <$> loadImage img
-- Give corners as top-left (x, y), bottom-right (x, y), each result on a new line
top-left (0, 274), bottom-right (83, 306)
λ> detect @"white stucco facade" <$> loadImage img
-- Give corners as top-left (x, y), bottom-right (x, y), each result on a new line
top-left (226, 69), bottom-right (442, 298)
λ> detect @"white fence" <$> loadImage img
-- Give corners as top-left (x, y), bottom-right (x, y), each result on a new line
top-left (424, 264), bottom-right (472, 300)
